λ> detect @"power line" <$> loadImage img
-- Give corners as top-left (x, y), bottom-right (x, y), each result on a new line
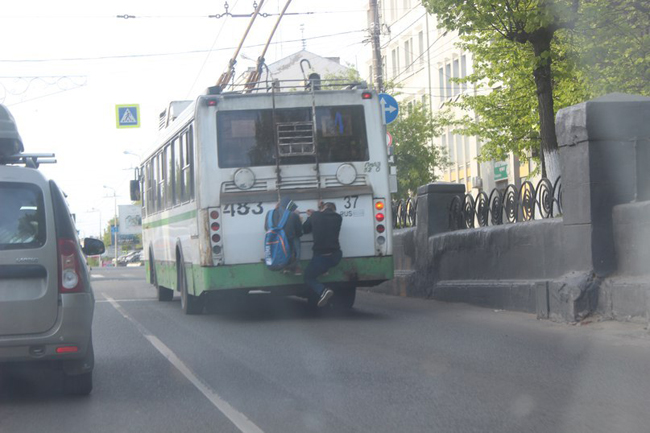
top-left (186, 0), bottom-right (238, 97)
top-left (0, 29), bottom-right (366, 64)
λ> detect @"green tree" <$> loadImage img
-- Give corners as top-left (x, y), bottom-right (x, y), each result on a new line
top-left (389, 103), bottom-right (448, 197)
top-left (322, 62), bottom-right (363, 89)
top-left (423, 0), bottom-right (582, 179)
top-left (447, 31), bottom-right (589, 165)
top-left (575, 0), bottom-right (650, 96)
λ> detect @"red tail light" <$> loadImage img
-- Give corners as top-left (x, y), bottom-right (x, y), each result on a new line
top-left (58, 239), bottom-right (82, 293)
top-left (56, 346), bottom-right (79, 354)
top-left (362, 92), bottom-right (372, 99)
top-left (375, 213), bottom-right (385, 222)
top-left (376, 224), bottom-right (385, 233)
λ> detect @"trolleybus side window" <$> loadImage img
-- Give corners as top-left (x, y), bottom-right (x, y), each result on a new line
top-left (144, 161), bottom-right (153, 215)
top-left (216, 106), bottom-right (368, 168)
top-left (174, 136), bottom-right (183, 205)
top-left (165, 144), bottom-right (174, 208)
top-left (182, 127), bottom-right (194, 201)
top-left (156, 152), bottom-right (164, 213)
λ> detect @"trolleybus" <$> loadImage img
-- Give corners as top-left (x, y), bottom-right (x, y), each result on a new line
top-left (132, 79), bottom-right (394, 314)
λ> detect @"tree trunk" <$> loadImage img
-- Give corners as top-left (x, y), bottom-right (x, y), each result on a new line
top-left (531, 32), bottom-right (559, 181)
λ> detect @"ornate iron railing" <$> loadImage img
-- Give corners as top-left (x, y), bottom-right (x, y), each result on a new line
top-left (392, 196), bottom-right (417, 228)
top-left (449, 177), bottom-right (562, 231)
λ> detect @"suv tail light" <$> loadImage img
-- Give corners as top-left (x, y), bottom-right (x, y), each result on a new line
top-left (58, 239), bottom-right (82, 293)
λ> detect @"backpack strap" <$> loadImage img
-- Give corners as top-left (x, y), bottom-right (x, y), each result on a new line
top-left (277, 209), bottom-right (291, 229)
top-left (266, 209), bottom-right (276, 230)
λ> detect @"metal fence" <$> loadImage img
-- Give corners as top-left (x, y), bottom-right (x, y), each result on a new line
top-left (392, 197), bottom-right (417, 228)
top-left (449, 177), bottom-right (562, 231)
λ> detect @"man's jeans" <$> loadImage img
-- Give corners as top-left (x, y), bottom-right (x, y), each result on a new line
top-left (304, 251), bottom-right (342, 296)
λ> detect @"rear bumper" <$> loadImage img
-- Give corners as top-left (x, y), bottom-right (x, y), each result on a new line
top-left (194, 256), bottom-right (394, 294)
top-left (0, 292), bottom-right (94, 365)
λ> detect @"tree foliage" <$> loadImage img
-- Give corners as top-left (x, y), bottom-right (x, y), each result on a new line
top-left (423, 0), bottom-right (649, 174)
top-left (389, 103), bottom-right (448, 197)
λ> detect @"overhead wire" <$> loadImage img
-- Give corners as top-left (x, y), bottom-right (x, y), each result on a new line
top-left (0, 29), bottom-right (366, 64)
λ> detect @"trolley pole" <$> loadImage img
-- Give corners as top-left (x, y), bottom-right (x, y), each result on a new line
top-left (369, 0), bottom-right (384, 92)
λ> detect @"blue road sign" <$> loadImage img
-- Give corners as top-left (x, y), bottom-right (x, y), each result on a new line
top-left (378, 93), bottom-right (399, 124)
top-left (116, 104), bottom-right (140, 129)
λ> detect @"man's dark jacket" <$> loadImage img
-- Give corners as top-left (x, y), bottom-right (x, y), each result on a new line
top-left (303, 209), bottom-right (342, 255)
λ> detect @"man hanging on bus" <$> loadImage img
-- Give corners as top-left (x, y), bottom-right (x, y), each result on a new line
top-left (302, 202), bottom-right (343, 307)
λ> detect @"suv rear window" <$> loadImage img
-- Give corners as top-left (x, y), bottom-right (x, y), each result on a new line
top-left (0, 182), bottom-right (46, 250)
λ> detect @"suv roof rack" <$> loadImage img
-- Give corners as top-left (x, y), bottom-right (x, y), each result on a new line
top-left (0, 152), bottom-right (57, 168)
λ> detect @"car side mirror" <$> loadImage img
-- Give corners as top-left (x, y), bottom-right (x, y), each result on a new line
top-left (130, 180), bottom-right (141, 201)
top-left (82, 238), bottom-right (105, 256)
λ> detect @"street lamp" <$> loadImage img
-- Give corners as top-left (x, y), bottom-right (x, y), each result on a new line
top-left (103, 185), bottom-right (118, 266)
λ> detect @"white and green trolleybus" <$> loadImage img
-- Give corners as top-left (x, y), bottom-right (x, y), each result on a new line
top-left (132, 79), bottom-right (394, 314)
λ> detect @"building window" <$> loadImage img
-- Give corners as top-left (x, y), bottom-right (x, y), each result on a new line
top-left (464, 136), bottom-right (470, 165)
top-left (448, 130), bottom-right (454, 164)
top-left (453, 58), bottom-right (460, 96)
top-left (404, 40), bottom-right (411, 72)
top-left (396, 46), bottom-right (400, 74)
top-left (391, 49), bottom-right (397, 78)
top-left (461, 54), bottom-right (467, 91)
top-left (418, 31), bottom-right (424, 65)
top-left (438, 67), bottom-right (444, 101)
top-left (445, 63), bottom-right (452, 98)
top-left (455, 134), bottom-right (463, 166)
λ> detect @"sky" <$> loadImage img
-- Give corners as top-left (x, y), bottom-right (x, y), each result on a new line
top-left (1, 0), bottom-right (371, 239)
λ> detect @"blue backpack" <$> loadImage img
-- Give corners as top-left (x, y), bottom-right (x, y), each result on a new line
top-left (264, 209), bottom-right (292, 271)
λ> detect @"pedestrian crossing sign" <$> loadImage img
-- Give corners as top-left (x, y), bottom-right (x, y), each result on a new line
top-left (116, 104), bottom-right (140, 129)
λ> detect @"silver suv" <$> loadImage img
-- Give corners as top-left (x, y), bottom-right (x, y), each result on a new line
top-left (0, 105), bottom-right (104, 395)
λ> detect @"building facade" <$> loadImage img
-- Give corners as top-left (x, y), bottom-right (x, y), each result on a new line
top-left (368, 1), bottom-right (535, 195)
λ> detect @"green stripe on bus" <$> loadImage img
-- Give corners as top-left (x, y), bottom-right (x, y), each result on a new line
top-left (151, 256), bottom-right (394, 295)
top-left (143, 209), bottom-right (197, 229)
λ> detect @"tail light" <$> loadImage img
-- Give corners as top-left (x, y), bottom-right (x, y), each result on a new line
top-left (373, 199), bottom-right (388, 255)
top-left (58, 239), bottom-right (82, 293)
top-left (209, 207), bottom-right (224, 262)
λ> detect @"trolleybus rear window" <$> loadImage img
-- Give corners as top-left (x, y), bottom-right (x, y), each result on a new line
top-left (217, 105), bottom-right (369, 168)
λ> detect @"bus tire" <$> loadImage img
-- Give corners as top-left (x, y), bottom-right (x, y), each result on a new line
top-left (152, 257), bottom-right (173, 302)
top-left (179, 260), bottom-right (203, 315)
top-left (332, 286), bottom-right (356, 310)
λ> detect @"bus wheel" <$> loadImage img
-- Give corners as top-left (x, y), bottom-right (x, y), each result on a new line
top-left (152, 258), bottom-right (173, 302)
top-left (332, 286), bottom-right (357, 311)
top-left (179, 261), bottom-right (203, 315)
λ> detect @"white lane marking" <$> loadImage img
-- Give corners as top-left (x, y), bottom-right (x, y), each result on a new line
top-left (92, 274), bottom-right (106, 278)
top-left (104, 295), bottom-right (264, 433)
top-left (96, 299), bottom-right (157, 303)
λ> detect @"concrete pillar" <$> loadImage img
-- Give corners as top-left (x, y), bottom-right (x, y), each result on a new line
top-left (556, 93), bottom-right (650, 276)
top-left (415, 182), bottom-right (466, 271)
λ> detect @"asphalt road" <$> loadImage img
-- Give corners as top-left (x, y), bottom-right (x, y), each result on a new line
top-left (1, 266), bottom-right (650, 433)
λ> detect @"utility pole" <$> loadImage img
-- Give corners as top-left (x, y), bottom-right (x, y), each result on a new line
top-left (369, 0), bottom-right (384, 92)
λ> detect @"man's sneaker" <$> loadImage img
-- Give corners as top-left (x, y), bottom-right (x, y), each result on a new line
top-left (317, 289), bottom-right (334, 308)
top-left (294, 266), bottom-right (303, 276)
